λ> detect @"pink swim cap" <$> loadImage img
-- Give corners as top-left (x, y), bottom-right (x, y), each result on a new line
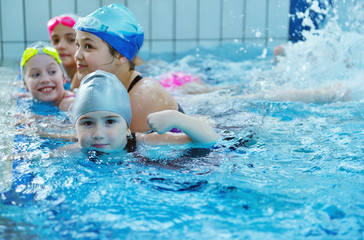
top-left (47, 15), bottom-right (77, 38)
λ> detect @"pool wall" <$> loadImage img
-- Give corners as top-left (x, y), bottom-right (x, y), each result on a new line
top-left (0, 0), bottom-right (291, 66)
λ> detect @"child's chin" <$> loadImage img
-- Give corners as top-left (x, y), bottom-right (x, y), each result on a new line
top-left (91, 148), bottom-right (122, 154)
top-left (36, 97), bottom-right (56, 104)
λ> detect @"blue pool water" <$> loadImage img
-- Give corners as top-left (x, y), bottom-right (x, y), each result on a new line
top-left (1, 1), bottom-right (364, 239)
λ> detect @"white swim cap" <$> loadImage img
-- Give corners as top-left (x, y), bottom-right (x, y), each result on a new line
top-left (71, 70), bottom-right (131, 126)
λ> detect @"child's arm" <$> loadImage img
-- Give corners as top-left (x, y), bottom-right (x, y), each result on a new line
top-left (137, 110), bottom-right (219, 145)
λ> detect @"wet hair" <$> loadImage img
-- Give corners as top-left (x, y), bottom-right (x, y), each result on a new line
top-left (103, 40), bottom-right (135, 71)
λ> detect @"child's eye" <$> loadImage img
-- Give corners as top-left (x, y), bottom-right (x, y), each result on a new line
top-left (105, 119), bottom-right (116, 125)
top-left (68, 38), bottom-right (76, 43)
top-left (85, 44), bottom-right (93, 50)
top-left (51, 39), bottom-right (59, 45)
top-left (31, 72), bottom-right (40, 78)
top-left (82, 121), bottom-right (94, 126)
top-left (49, 70), bottom-right (56, 75)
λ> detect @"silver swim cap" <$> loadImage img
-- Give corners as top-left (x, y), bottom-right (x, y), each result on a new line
top-left (71, 70), bottom-right (132, 126)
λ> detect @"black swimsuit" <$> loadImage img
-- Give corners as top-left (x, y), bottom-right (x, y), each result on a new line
top-left (128, 75), bottom-right (185, 113)
top-left (127, 75), bottom-right (143, 92)
top-left (125, 133), bottom-right (137, 152)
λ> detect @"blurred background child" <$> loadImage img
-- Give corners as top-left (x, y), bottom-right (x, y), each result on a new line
top-left (47, 14), bottom-right (79, 90)
top-left (21, 41), bottom-right (75, 111)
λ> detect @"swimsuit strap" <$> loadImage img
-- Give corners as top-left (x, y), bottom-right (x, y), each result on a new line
top-left (64, 94), bottom-right (76, 99)
top-left (127, 74), bottom-right (185, 116)
top-left (127, 75), bottom-right (143, 92)
top-left (177, 103), bottom-right (185, 113)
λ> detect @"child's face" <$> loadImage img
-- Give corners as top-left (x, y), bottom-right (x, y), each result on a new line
top-left (50, 24), bottom-right (77, 68)
top-left (24, 54), bottom-right (66, 103)
top-left (75, 31), bottom-right (119, 81)
top-left (75, 111), bottom-right (129, 153)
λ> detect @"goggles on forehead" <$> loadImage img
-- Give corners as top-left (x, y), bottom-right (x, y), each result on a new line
top-left (47, 16), bottom-right (76, 36)
top-left (20, 46), bottom-right (62, 67)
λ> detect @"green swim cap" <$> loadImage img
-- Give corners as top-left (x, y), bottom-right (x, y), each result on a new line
top-left (20, 41), bottom-right (65, 81)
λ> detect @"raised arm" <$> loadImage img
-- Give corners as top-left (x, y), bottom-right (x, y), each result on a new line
top-left (138, 110), bottom-right (219, 145)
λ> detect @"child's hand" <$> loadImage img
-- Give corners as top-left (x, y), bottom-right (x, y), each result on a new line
top-left (13, 92), bottom-right (31, 99)
top-left (147, 110), bottom-right (181, 134)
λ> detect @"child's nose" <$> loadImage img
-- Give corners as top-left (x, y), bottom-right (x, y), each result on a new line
top-left (92, 125), bottom-right (105, 139)
top-left (39, 74), bottom-right (51, 83)
top-left (74, 48), bottom-right (82, 60)
top-left (57, 38), bottom-right (66, 49)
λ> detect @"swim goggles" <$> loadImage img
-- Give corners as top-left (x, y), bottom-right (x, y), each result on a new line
top-left (20, 46), bottom-right (62, 67)
top-left (47, 16), bottom-right (76, 36)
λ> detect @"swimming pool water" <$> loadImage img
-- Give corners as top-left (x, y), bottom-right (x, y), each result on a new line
top-left (1, 1), bottom-right (364, 239)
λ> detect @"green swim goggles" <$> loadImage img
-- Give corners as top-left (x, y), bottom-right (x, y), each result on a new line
top-left (21, 46), bottom-right (62, 67)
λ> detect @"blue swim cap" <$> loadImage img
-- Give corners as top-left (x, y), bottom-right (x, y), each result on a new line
top-left (71, 70), bottom-right (132, 126)
top-left (73, 4), bottom-right (144, 61)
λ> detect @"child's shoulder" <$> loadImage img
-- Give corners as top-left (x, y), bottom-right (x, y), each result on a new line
top-left (131, 77), bottom-right (172, 96)
top-left (64, 90), bottom-right (76, 97)
top-left (58, 90), bottom-right (76, 111)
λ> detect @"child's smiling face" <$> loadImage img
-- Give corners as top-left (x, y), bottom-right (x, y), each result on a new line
top-left (24, 54), bottom-right (66, 104)
top-left (74, 31), bottom-right (119, 81)
top-left (76, 110), bottom-right (129, 153)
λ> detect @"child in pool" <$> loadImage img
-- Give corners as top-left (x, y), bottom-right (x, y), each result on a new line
top-left (73, 3), bottom-right (186, 133)
top-left (20, 41), bottom-right (75, 111)
top-left (70, 70), bottom-right (219, 153)
top-left (47, 13), bottom-right (145, 91)
top-left (156, 71), bottom-right (218, 95)
top-left (47, 14), bottom-right (79, 90)
top-left (1, 70), bottom-right (219, 191)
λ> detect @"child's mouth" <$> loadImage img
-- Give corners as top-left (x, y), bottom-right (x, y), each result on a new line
top-left (77, 64), bottom-right (86, 69)
top-left (92, 144), bottom-right (108, 149)
top-left (39, 87), bottom-right (55, 93)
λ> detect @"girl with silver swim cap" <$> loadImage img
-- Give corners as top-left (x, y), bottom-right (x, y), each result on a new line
top-left (73, 4), bottom-right (184, 133)
top-left (71, 70), bottom-right (219, 153)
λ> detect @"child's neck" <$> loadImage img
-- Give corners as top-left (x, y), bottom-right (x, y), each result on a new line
top-left (64, 64), bottom-right (77, 80)
top-left (116, 68), bottom-right (139, 90)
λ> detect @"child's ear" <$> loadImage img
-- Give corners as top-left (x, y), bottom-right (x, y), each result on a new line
top-left (126, 129), bottom-right (132, 139)
top-left (63, 75), bottom-right (67, 84)
top-left (115, 54), bottom-right (127, 65)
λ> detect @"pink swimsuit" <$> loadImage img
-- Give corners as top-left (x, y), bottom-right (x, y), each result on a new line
top-left (158, 72), bottom-right (200, 92)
